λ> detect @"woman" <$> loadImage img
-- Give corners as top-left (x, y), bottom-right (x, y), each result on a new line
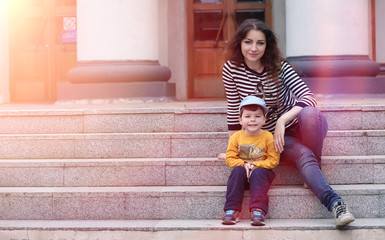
top-left (220, 19), bottom-right (354, 226)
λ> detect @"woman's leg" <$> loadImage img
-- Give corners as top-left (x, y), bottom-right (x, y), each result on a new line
top-left (224, 166), bottom-right (247, 212)
top-left (282, 106), bottom-right (340, 211)
top-left (281, 136), bottom-right (341, 211)
top-left (281, 107), bottom-right (354, 225)
top-left (293, 106), bottom-right (328, 164)
top-left (248, 167), bottom-right (275, 214)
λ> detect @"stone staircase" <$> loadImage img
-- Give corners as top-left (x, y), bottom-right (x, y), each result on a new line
top-left (0, 99), bottom-right (384, 239)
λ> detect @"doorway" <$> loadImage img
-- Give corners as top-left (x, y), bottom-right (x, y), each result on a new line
top-left (8, 0), bottom-right (76, 102)
top-left (186, 0), bottom-right (272, 99)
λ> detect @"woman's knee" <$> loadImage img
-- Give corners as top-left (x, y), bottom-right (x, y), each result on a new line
top-left (298, 106), bottom-right (320, 122)
top-left (297, 106), bottom-right (328, 134)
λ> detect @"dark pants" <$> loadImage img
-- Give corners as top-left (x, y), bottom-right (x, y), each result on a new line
top-left (281, 106), bottom-right (341, 211)
top-left (224, 166), bottom-right (275, 214)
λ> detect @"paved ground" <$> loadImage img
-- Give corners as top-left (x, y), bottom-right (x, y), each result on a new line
top-left (0, 218), bottom-right (383, 231)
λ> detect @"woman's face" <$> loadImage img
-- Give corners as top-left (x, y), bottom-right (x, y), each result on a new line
top-left (241, 30), bottom-right (266, 68)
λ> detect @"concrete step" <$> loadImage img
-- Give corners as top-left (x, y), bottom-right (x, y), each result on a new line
top-left (276, 155), bottom-right (385, 185)
top-left (0, 130), bottom-right (383, 159)
top-left (0, 219), bottom-right (383, 240)
top-left (0, 104), bottom-right (384, 134)
top-left (0, 100), bottom-right (382, 237)
top-left (0, 156), bottom-right (383, 187)
top-left (0, 184), bottom-right (383, 220)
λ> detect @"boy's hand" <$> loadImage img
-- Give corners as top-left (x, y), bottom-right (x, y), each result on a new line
top-left (244, 162), bottom-right (255, 181)
top-left (217, 153), bottom-right (226, 160)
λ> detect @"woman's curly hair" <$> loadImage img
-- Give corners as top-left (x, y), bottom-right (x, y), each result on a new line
top-left (225, 19), bottom-right (282, 77)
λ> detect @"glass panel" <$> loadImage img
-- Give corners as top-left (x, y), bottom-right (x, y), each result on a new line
top-left (20, 17), bottom-right (45, 46)
top-left (55, 0), bottom-right (76, 6)
top-left (23, 0), bottom-right (44, 7)
top-left (235, 10), bottom-right (265, 26)
top-left (194, 10), bottom-right (223, 41)
top-left (236, 0), bottom-right (264, 3)
top-left (194, 0), bottom-right (222, 4)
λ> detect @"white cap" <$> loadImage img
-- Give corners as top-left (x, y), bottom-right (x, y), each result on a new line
top-left (239, 96), bottom-right (268, 114)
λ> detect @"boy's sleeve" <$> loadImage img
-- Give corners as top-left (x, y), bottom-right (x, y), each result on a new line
top-left (225, 133), bottom-right (245, 168)
top-left (252, 133), bottom-right (280, 170)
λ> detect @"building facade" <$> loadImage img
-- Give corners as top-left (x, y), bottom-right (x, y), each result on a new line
top-left (0, 0), bottom-right (384, 103)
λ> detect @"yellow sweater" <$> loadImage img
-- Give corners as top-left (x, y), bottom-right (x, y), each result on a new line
top-left (225, 130), bottom-right (280, 170)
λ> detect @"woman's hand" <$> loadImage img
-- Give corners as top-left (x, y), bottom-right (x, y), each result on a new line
top-left (274, 118), bottom-right (286, 153)
top-left (273, 106), bottom-right (303, 153)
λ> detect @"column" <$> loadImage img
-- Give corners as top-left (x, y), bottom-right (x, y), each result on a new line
top-left (285, 0), bottom-right (381, 94)
top-left (60, 0), bottom-right (174, 100)
top-left (0, 0), bottom-right (10, 103)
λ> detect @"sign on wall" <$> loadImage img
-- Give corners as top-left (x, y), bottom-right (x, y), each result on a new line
top-left (62, 17), bottom-right (77, 43)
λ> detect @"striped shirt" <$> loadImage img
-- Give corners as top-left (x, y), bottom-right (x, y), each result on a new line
top-left (222, 60), bottom-right (317, 133)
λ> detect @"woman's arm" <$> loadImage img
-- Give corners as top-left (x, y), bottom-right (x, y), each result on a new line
top-left (273, 61), bottom-right (316, 153)
top-left (222, 61), bottom-right (242, 131)
top-left (218, 62), bottom-right (242, 160)
top-left (228, 130), bottom-right (237, 137)
top-left (281, 61), bottom-right (317, 108)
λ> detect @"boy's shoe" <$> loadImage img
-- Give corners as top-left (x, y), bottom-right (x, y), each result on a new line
top-left (250, 208), bottom-right (265, 226)
top-left (332, 201), bottom-right (355, 226)
top-left (222, 210), bottom-right (240, 225)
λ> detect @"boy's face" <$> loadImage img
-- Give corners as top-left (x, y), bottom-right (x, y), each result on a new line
top-left (239, 107), bottom-right (266, 136)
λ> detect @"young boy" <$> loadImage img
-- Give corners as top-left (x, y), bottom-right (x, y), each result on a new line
top-left (222, 96), bottom-right (280, 226)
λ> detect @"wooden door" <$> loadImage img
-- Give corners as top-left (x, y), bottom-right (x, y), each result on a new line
top-left (8, 0), bottom-right (76, 102)
top-left (187, 0), bottom-right (272, 99)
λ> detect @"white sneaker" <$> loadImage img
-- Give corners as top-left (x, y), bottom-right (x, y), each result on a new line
top-left (332, 201), bottom-right (355, 226)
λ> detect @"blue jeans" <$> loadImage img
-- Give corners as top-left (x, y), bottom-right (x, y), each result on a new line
top-left (224, 166), bottom-right (275, 214)
top-left (281, 106), bottom-right (341, 211)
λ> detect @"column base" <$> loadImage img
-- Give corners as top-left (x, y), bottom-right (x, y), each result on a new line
top-left (57, 81), bottom-right (176, 100)
top-left (303, 76), bottom-right (385, 95)
top-left (68, 60), bottom-right (171, 83)
top-left (287, 55), bottom-right (380, 77)
top-left (62, 60), bottom-right (174, 100)
top-left (380, 63), bottom-right (385, 76)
